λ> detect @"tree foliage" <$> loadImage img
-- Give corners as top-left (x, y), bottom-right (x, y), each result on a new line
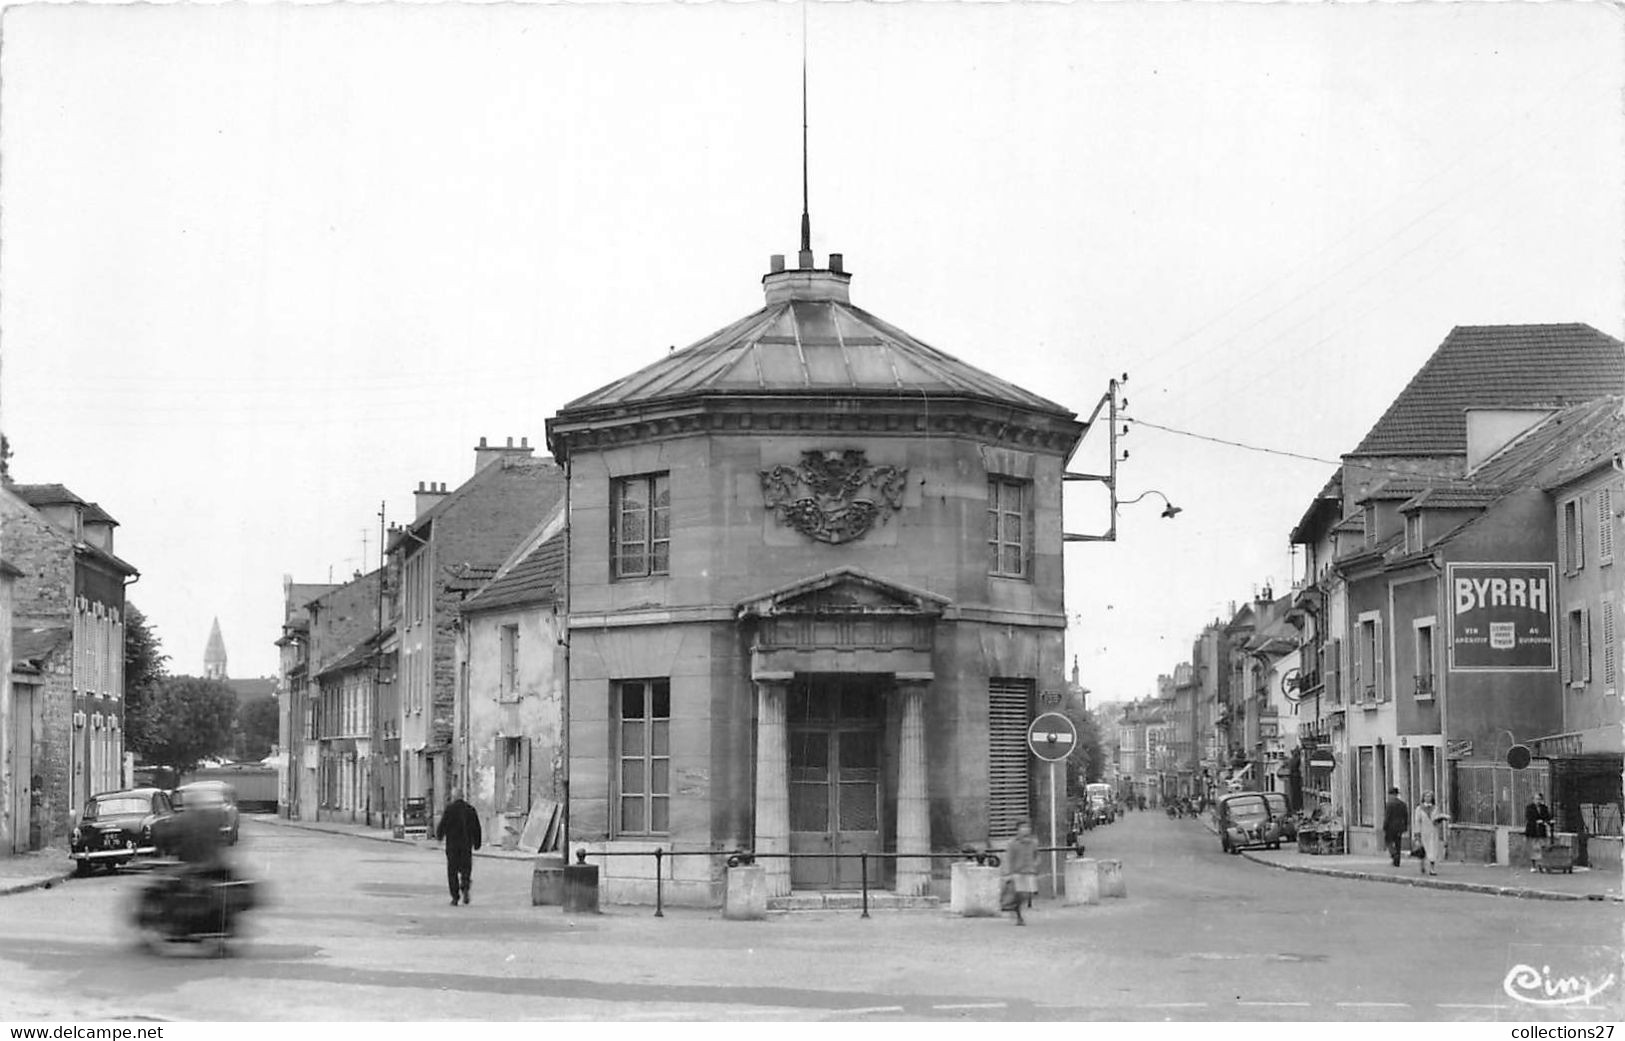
top-left (128, 676), bottom-right (239, 775)
top-left (234, 695), bottom-right (280, 761)
top-left (122, 604), bottom-right (171, 757)
top-left (1064, 705), bottom-right (1107, 796)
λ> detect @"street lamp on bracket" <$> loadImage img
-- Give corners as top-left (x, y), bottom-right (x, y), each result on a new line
top-left (1061, 374), bottom-right (1181, 543)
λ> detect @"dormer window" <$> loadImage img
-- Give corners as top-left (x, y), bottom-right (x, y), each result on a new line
top-left (1405, 512), bottom-right (1422, 553)
top-left (1363, 506), bottom-right (1376, 547)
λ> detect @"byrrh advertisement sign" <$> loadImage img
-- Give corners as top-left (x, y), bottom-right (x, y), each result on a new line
top-left (1447, 563), bottom-right (1557, 672)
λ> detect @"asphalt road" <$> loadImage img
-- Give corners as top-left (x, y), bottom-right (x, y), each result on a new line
top-left (0, 812), bottom-right (1618, 1022)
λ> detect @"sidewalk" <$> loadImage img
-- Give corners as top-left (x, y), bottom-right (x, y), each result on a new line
top-left (252, 812), bottom-right (543, 862)
top-left (1198, 814), bottom-right (1623, 902)
top-left (0, 848), bottom-right (73, 897)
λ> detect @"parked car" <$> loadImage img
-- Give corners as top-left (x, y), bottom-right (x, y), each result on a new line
top-left (155, 781), bottom-right (240, 854)
top-left (70, 787), bottom-right (175, 875)
top-left (1216, 791), bottom-right (1291, 854)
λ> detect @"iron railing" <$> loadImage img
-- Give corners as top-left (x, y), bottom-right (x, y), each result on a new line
top-left (567, 844), bottom-right (1083, 918)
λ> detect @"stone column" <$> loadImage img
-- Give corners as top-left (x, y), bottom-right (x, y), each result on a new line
top-left (894, 679), bottom-right (931, 896)
top-left (753, 678), bottom-right (792, 898)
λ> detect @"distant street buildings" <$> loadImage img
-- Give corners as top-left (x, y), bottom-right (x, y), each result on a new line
top-left (1122, 323), bottom-right (1624, 872)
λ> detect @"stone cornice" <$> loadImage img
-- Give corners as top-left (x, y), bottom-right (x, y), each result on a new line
top-left (547, 394), bottom-right (1085, 462)
top-left (568, 602), bottom-right (1065, 630)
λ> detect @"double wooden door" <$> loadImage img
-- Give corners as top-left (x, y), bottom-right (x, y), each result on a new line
top-left (787, 676), bottom-right (885, 889)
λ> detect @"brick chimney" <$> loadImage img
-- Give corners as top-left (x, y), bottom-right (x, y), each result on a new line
top-left (414, 481), bottom-right (449, 519)
top-left (474, 435), bottom-right (534, 473)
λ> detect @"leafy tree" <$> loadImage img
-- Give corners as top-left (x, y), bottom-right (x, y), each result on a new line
top-left (1062, 705), bottom-right (1107, 797)
top-left (234, 695), bottom-right (280, 761)
top-left (122, 604), bottom-right (171, 757)
top-left (0, 432), bottom-right (11, 481)
top-left (129, 676), bottom-right (238, 775)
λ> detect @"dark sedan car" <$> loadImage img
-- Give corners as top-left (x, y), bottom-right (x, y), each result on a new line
top-left (70, 787), bottom-right (174, 875)
top-left (154, 780), bottom-right (240, 854)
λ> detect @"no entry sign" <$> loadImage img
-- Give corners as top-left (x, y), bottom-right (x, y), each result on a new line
top-left (1027, 712), bottom-right (1077, 762)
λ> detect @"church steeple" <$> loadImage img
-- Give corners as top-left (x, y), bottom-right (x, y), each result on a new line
top-left (204, 617), bottom-right (228, 680)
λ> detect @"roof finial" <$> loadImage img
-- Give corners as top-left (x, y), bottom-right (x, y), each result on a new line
top-left (798, 1), bottom-right (813, 269)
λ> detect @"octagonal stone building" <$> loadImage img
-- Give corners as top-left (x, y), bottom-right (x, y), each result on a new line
top-left (546, 246), bottom-right (1085, 906)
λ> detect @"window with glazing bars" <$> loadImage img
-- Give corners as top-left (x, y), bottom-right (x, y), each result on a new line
top-left (987, 478), bottom-right (1030, 578)
top-left (616, 679), bottom-right (670, 835)
top-left (611, 474), bottom-right (671, 579)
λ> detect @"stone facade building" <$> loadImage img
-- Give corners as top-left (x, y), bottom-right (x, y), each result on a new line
top-left (1, 482), bottom-right (137, 853)
top-left (386, 438), bottom-right (565, 826)
top-left (546, 247), bottom-right (1084, 905)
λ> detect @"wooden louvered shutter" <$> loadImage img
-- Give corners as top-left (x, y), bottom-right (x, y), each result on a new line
top-left (1600, 489), bottom-right (1614, 563)
top-left (1581, 608), bottom-right (1592, 684)
top-left (1559, 502), bottom-right (1571, 574)
top-left (1603, 600), bottom-right (1617, 688)
top-left (1375, 617), bottom-right (1386, 702)
top-left (987, 679), bottom-right (1032, 842)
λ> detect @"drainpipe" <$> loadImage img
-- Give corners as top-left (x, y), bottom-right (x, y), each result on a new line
top-left (1428, 552), bottom-right (1448, 811)
top-left (560, 457), bottom-right (572, 857)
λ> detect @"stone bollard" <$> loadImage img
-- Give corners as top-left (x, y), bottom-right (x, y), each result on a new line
top-left (1064, 857), bottom-right (1101, 906)
top-left (530, 855), bottom-right (566, 906)
top-left (562, 861), bottom-right (600, 914)
top-left (724, 865), bottom-right (768, 921)
top-left (1097, 858), bottom-right (1127, 898)
top-left (950, 862), bottom-right (1001, 917)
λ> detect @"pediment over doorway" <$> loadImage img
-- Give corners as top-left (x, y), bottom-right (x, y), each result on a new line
top-left (738, 568), bottom-right (947, 679)
top-left (736, 566), bottom-right (949, 620)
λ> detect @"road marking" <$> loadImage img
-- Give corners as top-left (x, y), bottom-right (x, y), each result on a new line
top-left (1146, 1002), bottom-right (1208, 1008)
top-left (1237, 1001), bottom-right (1312, 1007)
top-left (932, 1003), bottom-right (1007, 1010)
top-left (845, 1006), bottom-right (905, 1015)
top-left (1336, 1002), bottom-right (1411, 1008)
top-left (1437, 1003), bottom-right (1503, 1010)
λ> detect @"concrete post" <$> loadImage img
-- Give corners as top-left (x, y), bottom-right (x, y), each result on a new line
top-left (753, 678), bottom-right (791, 898)
top-left (1064, 857), bottom-right (1101, 905)
top-left (724, 864), bottom-right (768, 920)
top-left (894, 681), bottom-right (931, 896)
top-left (950, 862), bottom-right (1001, 916)
top-left (1097, 857), bottom-right (1127, 898)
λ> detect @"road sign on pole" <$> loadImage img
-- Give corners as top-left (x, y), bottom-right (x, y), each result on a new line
top-left (1028, 712), bottom-right (1077, 762)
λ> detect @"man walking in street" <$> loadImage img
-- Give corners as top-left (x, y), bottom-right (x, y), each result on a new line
top-left (436, 787), bottom-right (482, 906)
top-left (1382, 787), bottom-right (1409, 867)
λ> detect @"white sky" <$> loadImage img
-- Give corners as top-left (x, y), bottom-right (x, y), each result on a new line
top-left (2, 1), bottom-right (1620, 698)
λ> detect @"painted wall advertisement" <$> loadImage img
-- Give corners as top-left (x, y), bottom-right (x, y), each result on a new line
top-left (1447, 563), bottom-right (1557, 672)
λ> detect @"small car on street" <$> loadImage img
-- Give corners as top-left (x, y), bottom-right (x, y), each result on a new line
top-left (1217, 791), bottom-right (1291, 854)
top-left (154, 781), bottom-right (240, 854)
top-left (70, 787), bottom-right (175, 875)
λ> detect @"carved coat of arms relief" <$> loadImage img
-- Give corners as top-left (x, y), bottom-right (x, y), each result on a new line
top-left (759, 449), bottom-right (908, 544)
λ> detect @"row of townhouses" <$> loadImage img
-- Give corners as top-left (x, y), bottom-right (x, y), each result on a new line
top-left (278, 238), bottom-right (1091, 906)
top-left (1, 481), bottom-right (138, 856)
top-left (1133, 323), bottom-right (1624, 871)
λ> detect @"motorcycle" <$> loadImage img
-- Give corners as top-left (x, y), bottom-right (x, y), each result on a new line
top-left (131, 863), bottom-right (259, 956)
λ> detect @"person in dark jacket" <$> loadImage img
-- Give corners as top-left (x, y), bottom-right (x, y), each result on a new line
top-left (1381, 787), bottom-right (1409, 866)
top-left (1524, 793), bottom-right (1553, 840)
top-left (436, 788), bottom-right (482, 906)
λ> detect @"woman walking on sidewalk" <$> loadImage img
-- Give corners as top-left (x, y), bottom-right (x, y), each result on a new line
top-left (1413, 791), bottom-right (1448, 876)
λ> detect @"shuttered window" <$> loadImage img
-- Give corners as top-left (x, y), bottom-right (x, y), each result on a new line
top-left (1602, 600), bottom-right (1616, 688)
top-left (988, 678), bottom-right (1033, 842)
top-left (1599, 488), bottom-right (1614, 565)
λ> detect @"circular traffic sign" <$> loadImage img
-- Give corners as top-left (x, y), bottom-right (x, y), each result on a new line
top-left (1027, 712), bottom-right (1078, 762)
top-left (1506, 744), bottom-right (1531, 770)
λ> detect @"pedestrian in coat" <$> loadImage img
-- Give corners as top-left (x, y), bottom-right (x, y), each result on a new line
top-left (436, 787), bottom-right (482, 906)
top-left (1381, 787), bottom-right (1409, 867)
top-left (1002, 820), bottom-right (1041, 926)
top-left (1524, 793), bottom-right (1554, 840)
top-left (1412, 791), bottom-right (1447, 876)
